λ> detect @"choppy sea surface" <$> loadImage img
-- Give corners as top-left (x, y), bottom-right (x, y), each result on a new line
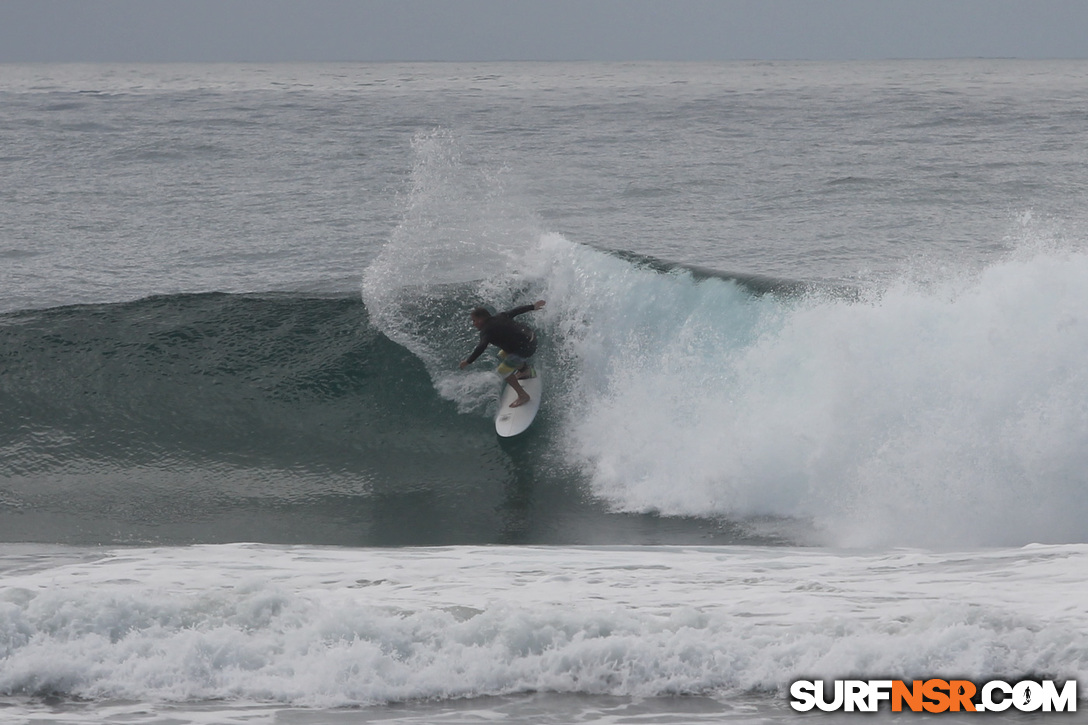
top-left (2, 61), bottom-right (1087, 723)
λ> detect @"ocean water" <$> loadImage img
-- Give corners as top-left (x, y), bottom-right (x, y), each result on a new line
top-left (1, 61), bottom-right (1087, 723)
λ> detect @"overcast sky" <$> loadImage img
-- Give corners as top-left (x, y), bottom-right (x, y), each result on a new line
top-left (2, 0), bottom-right (1087, 63)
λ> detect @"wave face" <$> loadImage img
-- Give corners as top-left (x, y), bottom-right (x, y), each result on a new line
top-left (3, 240), bottom-right (1087, 549)
top-left (0, 289), bottom-right (768, 548)
top-left (0, 292), bottom-right (469, 545)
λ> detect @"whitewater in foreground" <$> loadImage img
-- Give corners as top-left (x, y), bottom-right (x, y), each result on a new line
top-left (1, 543), bottom-right (1086, 723)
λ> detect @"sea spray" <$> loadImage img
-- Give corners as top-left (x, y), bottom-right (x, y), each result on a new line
top-left (362, 130), bottom-right (544, 394)
top-left (541, 237), bottom-right (1088, 547)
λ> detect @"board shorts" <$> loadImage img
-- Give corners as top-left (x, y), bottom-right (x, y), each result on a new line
top-left (496, 349), bottom-right (530, 377)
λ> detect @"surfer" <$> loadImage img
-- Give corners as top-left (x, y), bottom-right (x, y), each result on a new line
top-left (460, 300), bottom-right (546, 408)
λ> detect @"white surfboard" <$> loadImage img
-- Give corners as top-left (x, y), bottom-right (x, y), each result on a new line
top-left (495, 368), bottom-right (542, 437)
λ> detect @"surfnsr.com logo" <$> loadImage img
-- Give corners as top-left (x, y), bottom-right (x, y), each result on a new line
top-left (790, 679), bottom-right (1078, 713)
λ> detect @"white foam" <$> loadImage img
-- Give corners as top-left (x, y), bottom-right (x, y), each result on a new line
top-left (530, 233), bottom-right (1088, 548)
top-left (0, 543), bottom-right (1085, 708)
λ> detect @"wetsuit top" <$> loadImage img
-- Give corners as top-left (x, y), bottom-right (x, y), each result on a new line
top-left (465, 304), bottom-right (538, 364)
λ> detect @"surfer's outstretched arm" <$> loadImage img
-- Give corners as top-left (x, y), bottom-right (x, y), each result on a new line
top-left (505, 300), bottom-right (546, 318)
top-left (460, 332), bottom-right (491, 368)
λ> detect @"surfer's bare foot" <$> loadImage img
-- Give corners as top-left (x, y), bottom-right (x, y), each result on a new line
top-left (510, 394), bottom-right (531, 408)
